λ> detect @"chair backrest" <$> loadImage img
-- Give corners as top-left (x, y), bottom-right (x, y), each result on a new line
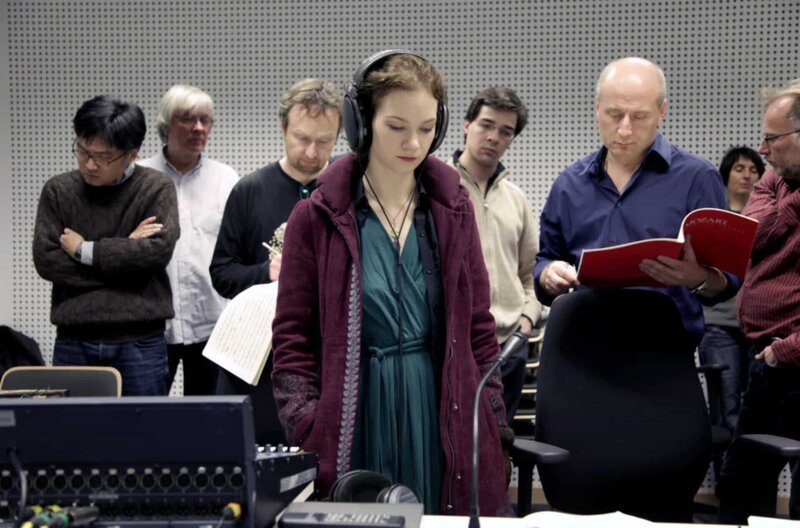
top-left (535, 288), bottom-right (711, 523)
top-left (0, 366), bottom-right (122, 397)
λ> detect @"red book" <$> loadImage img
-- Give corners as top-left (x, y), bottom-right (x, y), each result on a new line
top-left (577, 208), bottom-right (759, 288)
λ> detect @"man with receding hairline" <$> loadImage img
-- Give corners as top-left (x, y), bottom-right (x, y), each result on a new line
top-left (716, 79), bottom-right (800, 524)
top-left (535, 57), bottom-right (738, 344)
top-left (209, 78), bottom-right (343, 445)
top-left (210, 79), bottom-right (343, 299)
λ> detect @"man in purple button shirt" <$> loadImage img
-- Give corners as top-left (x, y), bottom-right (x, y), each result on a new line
top-left (534, 57), bottom-right (738, 342)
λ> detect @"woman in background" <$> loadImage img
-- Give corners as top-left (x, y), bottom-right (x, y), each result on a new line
top-left (699, 146), bottom-right (765, 434)
top-left (270, 50), bottom-right (511, 515)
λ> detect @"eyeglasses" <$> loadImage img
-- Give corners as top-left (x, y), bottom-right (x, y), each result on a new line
top-left (72, 140), bottom-right (127, 167)
top-left (176, 114), bottom-right (214, 127)
top-left (762, 129), bottom-right (800, 145)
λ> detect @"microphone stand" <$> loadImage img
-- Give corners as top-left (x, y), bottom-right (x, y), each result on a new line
top-left (469, 332), bottom-right (527, 528)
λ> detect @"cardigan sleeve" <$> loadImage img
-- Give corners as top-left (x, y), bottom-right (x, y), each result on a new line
top-left (465, 199), bottom-right (507, 428)
top-left (517, 189), bottom-right (543, 326)
top-left (270, 201), bottom-right (323, 445)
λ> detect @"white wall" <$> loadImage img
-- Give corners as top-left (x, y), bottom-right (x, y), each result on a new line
top-left (1, 3), bottom-right (11, 325)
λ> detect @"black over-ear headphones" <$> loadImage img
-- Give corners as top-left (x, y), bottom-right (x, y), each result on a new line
top-left (328, 470), bottom-right (419, 504)
top-left (342, 49), bottom-right (449, 156)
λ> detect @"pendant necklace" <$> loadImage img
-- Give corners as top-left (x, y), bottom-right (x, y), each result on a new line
top-left (363, 172), bottom-right (416, 253)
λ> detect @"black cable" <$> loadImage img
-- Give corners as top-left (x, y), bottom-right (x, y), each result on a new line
top-left (7, 448), bottom-right (27, 525)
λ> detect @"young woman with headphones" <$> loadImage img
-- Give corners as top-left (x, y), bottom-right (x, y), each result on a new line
top-left (271, 50), bottom-right (511, 516)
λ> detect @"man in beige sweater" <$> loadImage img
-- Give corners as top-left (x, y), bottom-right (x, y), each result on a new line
top-left (448, 86), bottom-right (542, 423)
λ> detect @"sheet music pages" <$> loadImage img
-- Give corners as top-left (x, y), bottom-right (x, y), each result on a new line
top-left (202, 282), bottom-right (278, 385)
top-left (577, 207), bottom-right (758, 287)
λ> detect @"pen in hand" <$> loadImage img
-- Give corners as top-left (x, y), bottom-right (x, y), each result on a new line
top-left (262, 241), bottom-right (281, 258)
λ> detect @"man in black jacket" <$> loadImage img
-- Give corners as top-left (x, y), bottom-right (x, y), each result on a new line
top-left (209, 79), bottom-right (341, 444)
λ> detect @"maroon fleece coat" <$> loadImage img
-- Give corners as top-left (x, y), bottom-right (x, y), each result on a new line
top-left (271, 154), bottom-right (510, 515)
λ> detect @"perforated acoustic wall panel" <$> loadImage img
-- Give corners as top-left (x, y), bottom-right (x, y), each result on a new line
top-left (6, 0), bottom-right (798, 494)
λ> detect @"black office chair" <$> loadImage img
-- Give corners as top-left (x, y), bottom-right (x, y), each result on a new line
top-left (0, 366), bottom-right (122, 396)
top-left (741, 434), bottom-right (800, 459)
top-left (515, 288), bottom-right (711, 522)
top-left (729, 433), bottom-right (800, 520)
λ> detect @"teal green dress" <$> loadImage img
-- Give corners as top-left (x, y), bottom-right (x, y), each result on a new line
top-left (352, 209), bottom-right (443, 513)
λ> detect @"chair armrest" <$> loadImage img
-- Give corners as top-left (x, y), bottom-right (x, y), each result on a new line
top-left (741, 434), bottom-right (800, 459)
top-left (511, 437), bottom-right (565, 517)
top-left (510, 438), bottom-right (570, 465)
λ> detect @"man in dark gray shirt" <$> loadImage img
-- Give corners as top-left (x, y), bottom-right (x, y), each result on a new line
top-left (33, 96), bottom-right (179, 395)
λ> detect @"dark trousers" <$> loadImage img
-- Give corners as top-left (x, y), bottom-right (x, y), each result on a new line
top-left (698, 324), bottom-right (751, 433)
top-left (717, 354), bottom-right (800, 524)
top-left (54, 334), bottom-right (169, 396)
top-left (167, 341), bottom-right (219, 395)
top-left (500, 337), bottom-right (529, 424)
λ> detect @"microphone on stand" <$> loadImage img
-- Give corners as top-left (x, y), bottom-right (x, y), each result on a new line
top-left (469, 331), bottom-right (528, 528)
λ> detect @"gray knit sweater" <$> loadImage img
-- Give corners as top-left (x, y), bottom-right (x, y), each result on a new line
top-left (33, 165), bottom-right (179, 342)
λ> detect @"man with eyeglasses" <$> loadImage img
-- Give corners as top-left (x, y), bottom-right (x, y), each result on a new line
top-left (716, 79), bottom-right (800, 524)
top-left (209, 78), bottom-right (342, 445)
top-left (33, 96), bottom-right (179, 395)
top-left (447, 87), bottom-right (542, 427)
top-left (535, 57), bottom-right (738, 346)
top-left (138, 85), bottom-right (239, 396)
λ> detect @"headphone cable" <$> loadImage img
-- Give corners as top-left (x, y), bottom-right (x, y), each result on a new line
top-left (7, 448), bottom-right (27, 526)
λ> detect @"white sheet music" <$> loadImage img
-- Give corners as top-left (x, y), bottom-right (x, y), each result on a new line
top-left (202, 282), bottom-right (278, 385)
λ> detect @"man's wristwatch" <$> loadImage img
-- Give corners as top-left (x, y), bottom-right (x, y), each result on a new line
top-left (74, 244), bottom-right (82, 261)
top-left (690, 267), bottom-right (716, 296)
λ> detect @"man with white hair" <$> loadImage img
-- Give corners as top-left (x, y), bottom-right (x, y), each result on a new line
top-left (535, 57), bottom-right (737, 344)
top-left (139, 84), bottom-right (239, 395)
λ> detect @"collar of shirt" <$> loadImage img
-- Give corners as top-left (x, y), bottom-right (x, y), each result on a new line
top-left (451, 149), bottom-right (506, 189)
top-left (585, 132), bottom-right (672, 182)
top-left (109, 162), bottom-right (136, 186)
top-left (159, 147), bottom-right (204, 177)
top-left (276, 161), bottom-right (317, 198)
